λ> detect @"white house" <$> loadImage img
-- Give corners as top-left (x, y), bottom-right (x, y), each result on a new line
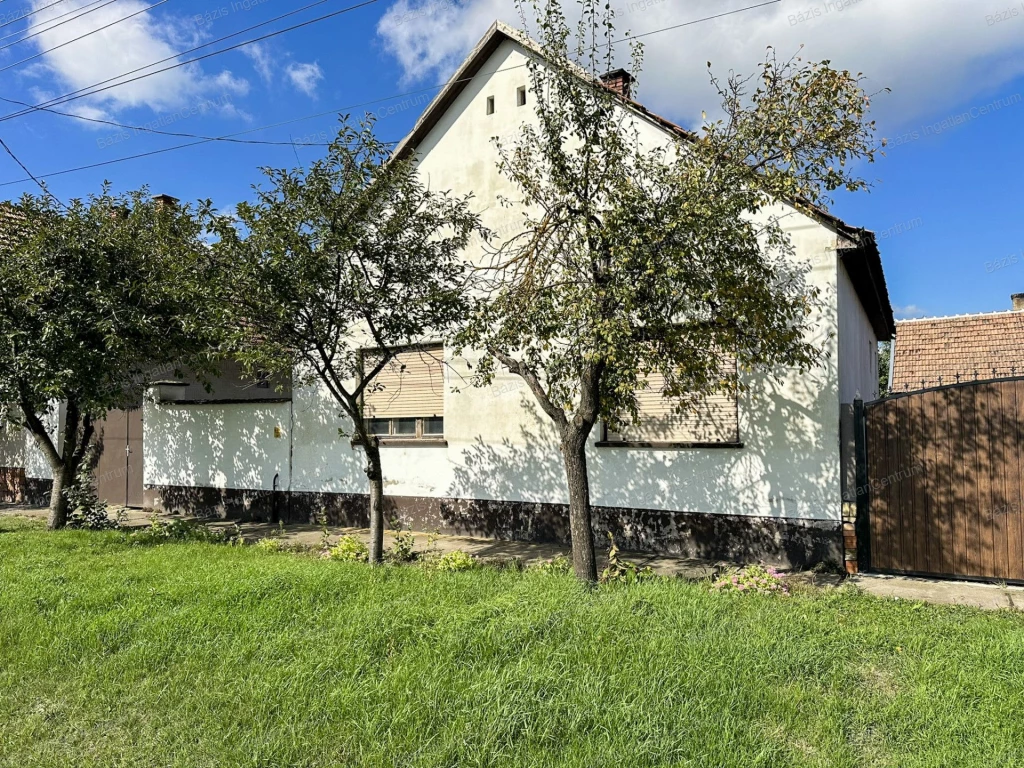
top-left (4, 23), bottom-right (894, 568)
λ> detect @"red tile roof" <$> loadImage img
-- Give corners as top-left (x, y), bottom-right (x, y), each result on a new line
top-left (891, 310), bottom-right (1024, 391)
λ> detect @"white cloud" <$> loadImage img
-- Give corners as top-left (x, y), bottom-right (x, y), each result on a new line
top-left (376, 0), bottom-right (1024, 132)
top-left (243, 43), bottom-right (275, 85)
top-left (13, 0), bottom-right (250, 119)
top-left (893, 304), bottom-right (928, 319)
top-left (285, 61), bottom-right (324, 98)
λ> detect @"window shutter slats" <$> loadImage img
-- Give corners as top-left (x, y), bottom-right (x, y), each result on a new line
top-left (608, 355), bottom-right (739, 444)
top-left (363, 347), bottom-right (444, 419)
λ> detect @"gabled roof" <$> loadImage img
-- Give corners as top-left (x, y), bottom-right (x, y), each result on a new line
top-left (891, 309), bottom-right (1024, 391)
top-left (394, 21), bottom-right (894, 339)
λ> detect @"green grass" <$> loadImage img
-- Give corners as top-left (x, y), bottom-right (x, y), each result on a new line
top-left (2, 517), bottom-right (1023, 767)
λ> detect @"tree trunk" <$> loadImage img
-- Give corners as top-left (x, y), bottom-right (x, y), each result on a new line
top-left (19, 402), bottom-right (73, 531)
top-left (47, 463), bottom-right (73, 530)
top-left (561, 426), bottom-right (597, 582)
top-left (364, 440), bottom-right (385, 564)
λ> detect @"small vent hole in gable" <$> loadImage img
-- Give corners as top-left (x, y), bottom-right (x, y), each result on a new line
top-left (517, 86), bottom-right (526, 106)
top-left (486, 96), bottom-right (495, 115)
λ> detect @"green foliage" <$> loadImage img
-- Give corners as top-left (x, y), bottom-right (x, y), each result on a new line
top-left (531, 555), bottom-right (574, 575)
top-left (878, 340), bottom-right (891, 397)
top-left (429, 549), bottom-right (479, 572)
top-left (458, 0), bottom-right (881, 579)
top-left (0, 188), bottom-right (220, 527)
top-left (253, 537), bottom-right (285, 553)
top-left (599, 534), bottom-right (658, 585)
top-left (713, 564), bottom-right (791, 596)
top-left (328, 535), bottom-right (369, 563)
top-left (386, 529), bottom-right (416, 563)
top-left (208, 117), bottom-right (482, 562)
top-left (126, 517), bottom-right (243, 546)
top-left (208, 116), bottom-right (480, 428)
top-left (64, 440), bottom-right (119, 530)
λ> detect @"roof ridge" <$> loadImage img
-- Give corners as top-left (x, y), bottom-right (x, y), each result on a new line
top-left (896, 308), bottom-right (1024, 324)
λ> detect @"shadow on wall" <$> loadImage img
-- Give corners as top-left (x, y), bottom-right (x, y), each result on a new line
top-left (145, 352), bottom-right (845, 567)
top-left (145, 401), bottom-right (289, 520)
top-left (442, 367), bottom-right (843, 567)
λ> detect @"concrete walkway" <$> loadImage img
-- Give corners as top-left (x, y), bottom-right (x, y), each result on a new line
top-left (849, 572), bottom-right (1024, 611)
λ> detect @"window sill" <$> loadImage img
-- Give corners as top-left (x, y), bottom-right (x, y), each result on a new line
top-left (351, 438), bottom-right (448, 448)
top-left (595, 440), bottom-right (744, 450)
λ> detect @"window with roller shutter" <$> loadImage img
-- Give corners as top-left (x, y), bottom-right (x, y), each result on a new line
top-left (601, 354), bottom-right (741, 447)
top-left (361, 345), bottom-right (446, 440)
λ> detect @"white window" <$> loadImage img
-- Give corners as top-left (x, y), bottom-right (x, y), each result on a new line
top-left (362, 345), bottom-right (445, 440)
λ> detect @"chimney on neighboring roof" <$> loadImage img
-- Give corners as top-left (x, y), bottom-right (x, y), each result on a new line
top-left (1013, 293), bottom-right (1024, 311)
top-left (152, 193), bottom-right (179, 209)
top-left (599, 68), bottom-right (635, 100)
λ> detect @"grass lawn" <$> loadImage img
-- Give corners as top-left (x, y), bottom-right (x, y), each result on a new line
top-left (2, 517), bottom-right (1023, 767)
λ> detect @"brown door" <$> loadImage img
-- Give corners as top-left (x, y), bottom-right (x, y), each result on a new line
top-left (126, 408), bottom-right (143, 507)
top-left (93, 408), bottom-right (144, 508)
top-left (94, 410), bottom-right (128, 507)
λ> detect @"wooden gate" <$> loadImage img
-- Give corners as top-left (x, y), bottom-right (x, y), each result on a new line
top-left (862, 379), bottom-right (1024, 582)
top-left (93, 408), bottom-right (144, 508)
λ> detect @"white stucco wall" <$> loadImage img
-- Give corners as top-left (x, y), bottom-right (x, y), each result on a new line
top-left (837, 259), bottom-right (880, 404)
top-left (143, 400), bottom-right (292, 492)
top-left (144, 37), bottom-right (849, 524)
top-left (0, 424), bottom-right (23, 468)
top-left (14, 404), bottom-right (65, 480)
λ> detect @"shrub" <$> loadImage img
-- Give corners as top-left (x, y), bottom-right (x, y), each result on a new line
top-left (65, 441), bottom-right (119, 530)
top-left (329, 535), bottom-right (369, 563)
top-left (713, 564), bottom-right (791, 596)
top-left (531, 554), bottom-right (573, 575)
top-left (253, 537), bottom-right (284, 553)
top-left (430, 550), bottom-right (478, 572)
top-left (599, 534), bottom-right (657, 585)
top-left (386, 529), bottom-right (416, 563)
top-left (126, 517), bottom-right (242, 546)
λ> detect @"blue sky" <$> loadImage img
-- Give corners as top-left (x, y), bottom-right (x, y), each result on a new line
top-left (2, 0), bottom-right (1023, 325)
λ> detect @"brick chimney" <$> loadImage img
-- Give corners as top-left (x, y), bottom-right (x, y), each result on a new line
top-left (152, 193), bottom-right (179, 209)
top-left (599, 68), bottom-right (635, 100)
top-left (1013, 293), bottom-right (1024, 311)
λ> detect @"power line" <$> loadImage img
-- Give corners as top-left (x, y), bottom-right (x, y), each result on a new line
top-left (0, 0), bottom-right (169, 65)
top-left (0, 3), bottom-right (778, 188)
top-left (0, 0), bottom-right (72, 34)
top-left (0, 0), bottom-right (128, 53)
top-left (0, 0), bottom-right (363, 92)
top-left (620, 0), bottom-right (782, 42)
top-left (0, 0), bottom-right (109, 45)
top-left (0, 135), bottom-right (66, 208)
top-left (0, 92), bottom-right (335, 146)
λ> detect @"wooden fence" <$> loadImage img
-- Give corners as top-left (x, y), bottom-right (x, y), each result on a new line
top-left (862, 378), bottom-right (1024, 582)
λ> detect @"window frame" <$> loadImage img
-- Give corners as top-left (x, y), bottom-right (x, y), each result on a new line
top-left (366, 415), bottom-right (445, 442)
top-left (597, 359), bottom-right (742, 450)
top-left (357, 343), bottom-right (447, 446)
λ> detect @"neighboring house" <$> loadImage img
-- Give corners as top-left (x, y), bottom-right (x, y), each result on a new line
top-left (890, 293), bottom-right (1024, 392)
top-left (140, 22), bottom-right (893, 569)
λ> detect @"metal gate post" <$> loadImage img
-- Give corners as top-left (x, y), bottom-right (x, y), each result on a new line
top-left (853, 398), bottom-right (871, 572)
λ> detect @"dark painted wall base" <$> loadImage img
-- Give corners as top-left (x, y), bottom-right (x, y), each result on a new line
top-left (144, 484), bottom-right (842, 569)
